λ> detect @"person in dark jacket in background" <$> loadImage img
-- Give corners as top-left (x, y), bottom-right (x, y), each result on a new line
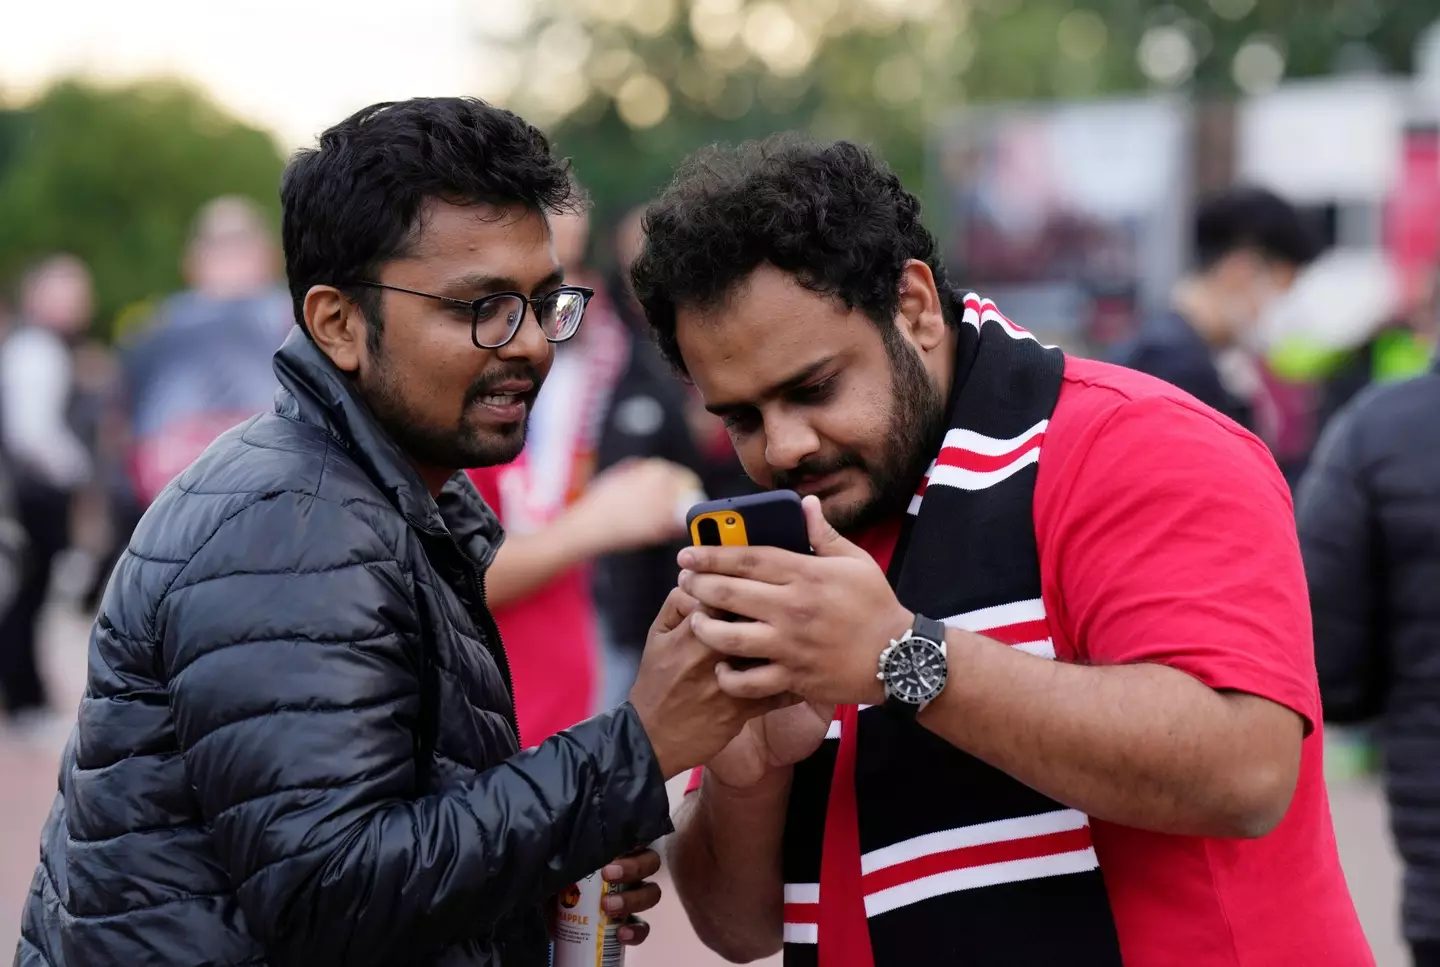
top-left (1114, 186), bottom-right (1320, 431)
top-left (1297, 356), bottom-right (1440, 967)
top-left (18, 97), bottom-right (788, 967)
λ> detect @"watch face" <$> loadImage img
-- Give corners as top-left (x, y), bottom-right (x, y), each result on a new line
top-left (884, 637), bottom-right (947, 703)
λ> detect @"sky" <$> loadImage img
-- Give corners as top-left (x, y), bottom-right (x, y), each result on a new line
top-left (0, 0), bottom-right (530, 149)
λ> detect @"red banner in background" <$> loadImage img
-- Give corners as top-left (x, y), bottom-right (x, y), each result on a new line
top-left (1384, 126), bottom-right (1440, 312)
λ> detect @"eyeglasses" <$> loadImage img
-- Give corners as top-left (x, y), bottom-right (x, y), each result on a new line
top-left (354, 281), bottom-right (594, 349)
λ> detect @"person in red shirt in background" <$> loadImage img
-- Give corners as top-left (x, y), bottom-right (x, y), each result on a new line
top-left (467, 204), bottom-right (700, 745)
top-left (632, 136), bottom-right (1371, 966)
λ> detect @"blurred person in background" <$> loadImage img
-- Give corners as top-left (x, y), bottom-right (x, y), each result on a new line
top-left (591, 205), bottom-right (715, 709)
top-left (606, 205), bottom-right (753, 503)
top-left (122, 196), bottom-right (291, 510)
top-left (467, 200), bottom-right (699, 741)
top-left (0, 296), bottom-right (26, 639)
top-left (1114, 186), bottom-right (1321, 431)
top-left (1315, 265), bottom-right (1438, 434)
top-left (1297, 337), bottom-right (1440, 967)
top-left (0, 255), bottom-right (94, 736)
top-left (18, 97), bottom-right (772, 967)
top-left (94, 197), bottom-right (290, 607)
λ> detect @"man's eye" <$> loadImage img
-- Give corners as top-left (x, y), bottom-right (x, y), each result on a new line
top-left (723, 412), bottom-right (760, 434)
top-left (792, 376), bottom-right (837, 402)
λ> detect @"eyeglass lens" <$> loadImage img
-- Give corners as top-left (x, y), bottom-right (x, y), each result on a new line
top-left (472, 291), bottom-right (587, 348)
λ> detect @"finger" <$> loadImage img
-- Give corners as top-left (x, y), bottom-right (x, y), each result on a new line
top-left (603, 848), bottom-right (661, 883)
top-left (716, 659), bottom-right (792, 700)
top-left (802, 494), bottom-right (862, 559)
top-left (605, 881), bottom-right (662, 918)
top-left (618, 917), bottom-right (650, 946)
top-left (680, 571), bottom-right (787, 622)
top-left (691, 610), bottom-right (776, 659)
top-left (650, 586), bottom-right (700, 636)
top-left (677, 542), bottom-right (801, 582)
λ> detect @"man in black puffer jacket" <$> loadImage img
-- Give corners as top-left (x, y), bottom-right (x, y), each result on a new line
top-left (1297, 356), bottom-right (1440, 967)
top-left (16, 98), bottom-right (787, 967)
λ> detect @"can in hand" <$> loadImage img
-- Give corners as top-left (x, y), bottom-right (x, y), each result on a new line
top-left (551, 870), bottom-right (628, 967)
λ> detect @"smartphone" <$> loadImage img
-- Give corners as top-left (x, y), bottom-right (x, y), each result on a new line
top-left (686, 491), bottom-right (811, 668)
top-left (686, 489), bottom-right (812, 555)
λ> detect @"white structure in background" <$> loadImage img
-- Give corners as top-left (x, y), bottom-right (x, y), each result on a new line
top-left (1237, 76), bottom-right (1414, 351)
top-left (1260, 248), bottom-right (1401, 350)
top-left (1237, 77), bottom-right (1404, 209)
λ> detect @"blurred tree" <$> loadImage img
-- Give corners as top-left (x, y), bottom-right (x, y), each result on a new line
top-left (0, 80), bottom-right (285, 338)
top-left (486, 0), bottom-right (1433, 239)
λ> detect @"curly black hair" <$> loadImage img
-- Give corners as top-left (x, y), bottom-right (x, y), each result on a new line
top-left (630, 134), bottom-right (956, 373)
top-left (282, 97), bottom-right (581, 336)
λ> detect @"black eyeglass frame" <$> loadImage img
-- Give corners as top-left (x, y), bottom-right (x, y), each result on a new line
top-left (352, 280), bottom-right (594, 349)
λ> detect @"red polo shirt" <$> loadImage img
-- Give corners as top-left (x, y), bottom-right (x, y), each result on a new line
top-left (691, 356), bottom-right (1371, 966)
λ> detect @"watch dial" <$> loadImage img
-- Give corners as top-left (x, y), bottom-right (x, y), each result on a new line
top-left (889, 639), bottom-right (947, 702)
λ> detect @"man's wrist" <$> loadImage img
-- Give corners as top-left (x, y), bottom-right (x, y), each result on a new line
top-left (870, 603), bottom-right (916, 705)
top-left (914, 628), bottom-right (981, 728)
top-left (703, 764), bottom-right (791, 802)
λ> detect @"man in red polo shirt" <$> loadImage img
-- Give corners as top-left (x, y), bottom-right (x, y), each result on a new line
top-left (631, 136), bottom-right (1371, 966)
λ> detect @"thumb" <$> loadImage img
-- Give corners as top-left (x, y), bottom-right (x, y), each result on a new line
top-left (802, 494), bottom-right (860, 558)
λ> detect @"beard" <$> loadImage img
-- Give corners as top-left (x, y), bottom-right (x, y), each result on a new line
top-left (773, 332), bottom-right (948, 533)
top-left (363, 348), bottom-right (540, 473)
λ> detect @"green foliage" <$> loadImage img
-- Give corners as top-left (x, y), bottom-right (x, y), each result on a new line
top-left (502, 0), bottom-right (1432, 238)
top-left (0, 79), bottom-right (285, 338)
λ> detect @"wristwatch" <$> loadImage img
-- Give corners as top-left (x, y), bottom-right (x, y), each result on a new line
top-left (878, 612), bottom-right (949, 721)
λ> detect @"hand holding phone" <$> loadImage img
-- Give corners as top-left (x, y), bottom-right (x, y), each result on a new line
top-left (686, 490), bottom-right (812, 667)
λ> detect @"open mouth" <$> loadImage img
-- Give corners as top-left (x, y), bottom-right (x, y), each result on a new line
top-left (472, 389), bottom-right (532, 423)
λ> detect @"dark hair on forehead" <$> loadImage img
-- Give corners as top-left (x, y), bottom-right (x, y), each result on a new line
top-left (1193, 186), bottom-right (1322, 271)
top-left (630, 134), bottom-right (956, 374)
top-left (281, 97), bottom-right (582, 334)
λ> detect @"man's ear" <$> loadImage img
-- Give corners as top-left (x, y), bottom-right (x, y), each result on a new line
top-left (895, 260), bottom-right (947, 352)
top-left (304, 285), bottom-right (368, 373)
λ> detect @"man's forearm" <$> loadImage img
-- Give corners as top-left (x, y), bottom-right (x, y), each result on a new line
top-left (669, 770), bottom-right (790, 963)
top-left (917, 631), bottom-right (1304, 838)
top-left (484, 513), bottom-right (603, 607)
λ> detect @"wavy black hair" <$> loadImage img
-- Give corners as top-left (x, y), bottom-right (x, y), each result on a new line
top-left (281, 97), bottom-right (581, 337)
top-left (630, 134), bottom-right (956, 374)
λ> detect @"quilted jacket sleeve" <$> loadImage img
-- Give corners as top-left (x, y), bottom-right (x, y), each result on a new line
top-left (1295, 401), bottom-right (1387, 722)
top-left (161, 492), bottom-right (672, 967)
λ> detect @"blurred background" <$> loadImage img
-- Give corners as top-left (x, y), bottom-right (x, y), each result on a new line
top-left (3, 0), bottom-right (1438, 963)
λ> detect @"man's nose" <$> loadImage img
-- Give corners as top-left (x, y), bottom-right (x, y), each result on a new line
top-left (495, 309), bottom-right (552, 368)
top-left (763, 411), bottom-right (820, 471)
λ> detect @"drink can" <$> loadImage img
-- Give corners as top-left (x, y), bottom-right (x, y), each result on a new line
top-left (550, 869), bottom-right (626, 967)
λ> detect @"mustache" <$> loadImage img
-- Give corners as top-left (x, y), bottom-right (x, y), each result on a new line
top-left (464, 364), bottom-right (542, 405)
top-left (772, 452), bottom-right (864, 491)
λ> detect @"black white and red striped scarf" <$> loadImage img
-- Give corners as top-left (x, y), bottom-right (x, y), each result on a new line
top-left (779, 294), bottom-right (1124, 966)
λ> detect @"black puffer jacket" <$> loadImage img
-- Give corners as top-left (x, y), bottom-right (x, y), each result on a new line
top-left (17, 330), bottom-right (673, 967)
top-left (1296, 358), bottom-right (1440, 945)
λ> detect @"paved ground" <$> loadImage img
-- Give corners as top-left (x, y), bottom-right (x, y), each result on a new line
top-left (0, 604), bottom-right (1409, 966)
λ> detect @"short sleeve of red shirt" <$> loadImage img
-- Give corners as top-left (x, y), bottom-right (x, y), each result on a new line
top-left (1037, 389), bottom-right (1318, 732)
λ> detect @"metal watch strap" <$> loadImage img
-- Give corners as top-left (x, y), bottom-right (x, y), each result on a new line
top-left (883, 612), bottom-right (947, 722)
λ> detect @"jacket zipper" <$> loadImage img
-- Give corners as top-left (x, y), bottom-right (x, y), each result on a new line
top-left (451, 536), bottom-right (522, 748)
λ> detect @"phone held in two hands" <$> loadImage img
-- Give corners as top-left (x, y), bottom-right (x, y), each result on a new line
top-left (685, 490), bottom-right (813, 668)
top-left (686, 489), bottom-right (812, 554)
